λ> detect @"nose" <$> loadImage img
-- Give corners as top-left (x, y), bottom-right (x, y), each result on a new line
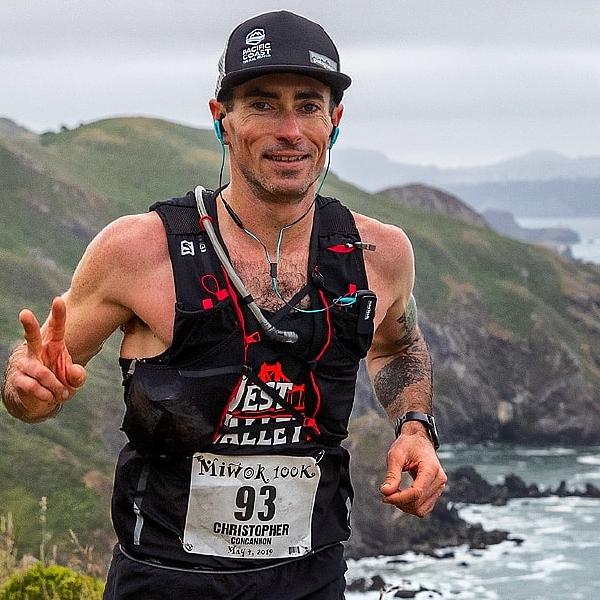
top-left (274, 110), bottom-right (302, 145)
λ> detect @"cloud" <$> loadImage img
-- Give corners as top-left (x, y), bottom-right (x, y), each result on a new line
top-left (1, 0), bottom-right (598, 165)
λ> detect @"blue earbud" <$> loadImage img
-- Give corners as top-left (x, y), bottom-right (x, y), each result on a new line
top-left (329, 126), bottom-right (340, 149)
top-left (213, 119), bottom-right (224, 144)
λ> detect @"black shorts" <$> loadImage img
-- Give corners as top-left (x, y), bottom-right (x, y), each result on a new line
top-left (103, 544), bottom-right (347, 600)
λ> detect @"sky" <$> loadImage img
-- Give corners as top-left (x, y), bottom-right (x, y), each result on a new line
top-left (2, 0), bottom-right (599, 167)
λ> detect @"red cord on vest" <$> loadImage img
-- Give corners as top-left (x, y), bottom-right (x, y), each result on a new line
top-left (326, 244), bottom-right (355, 254)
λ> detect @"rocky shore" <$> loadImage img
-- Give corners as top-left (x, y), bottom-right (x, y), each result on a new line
top-left (445, 465), bottom-right (600, 505)
top-left (346, 450), bottom-right (600, 597)
top-left (346, 414), bottom-right (600, 562)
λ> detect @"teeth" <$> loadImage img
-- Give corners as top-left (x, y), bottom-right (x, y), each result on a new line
top-left (269, 156), bottom-right (304, 162)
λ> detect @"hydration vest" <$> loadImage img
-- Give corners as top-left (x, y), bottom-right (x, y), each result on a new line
top-left (111, 189), bottom-right (375, 570)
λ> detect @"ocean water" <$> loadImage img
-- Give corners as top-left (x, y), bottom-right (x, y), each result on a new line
top-left (346, 445), bottom-right (600, 600)
top-left (516, 217), bottom-right (600, 264)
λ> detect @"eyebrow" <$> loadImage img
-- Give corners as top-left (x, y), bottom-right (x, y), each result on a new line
top-left (241, 87), bottom-right (326, 102)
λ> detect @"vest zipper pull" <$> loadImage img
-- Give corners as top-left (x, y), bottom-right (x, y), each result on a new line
top-left (127, 359), bottom-right (137, 377)
top-left (354, 241), bottom-right (377, 251)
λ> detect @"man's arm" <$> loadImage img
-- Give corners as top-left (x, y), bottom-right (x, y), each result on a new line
top-left (2, 217), bottom-right (136, 423)
top-left (365, 228), bottom-right (446, 517)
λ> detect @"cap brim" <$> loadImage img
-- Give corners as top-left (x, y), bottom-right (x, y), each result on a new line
top-left (217, 65), bottom-right (351, 99)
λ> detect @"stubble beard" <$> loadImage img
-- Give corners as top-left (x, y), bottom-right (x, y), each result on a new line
top-left (238, 160), bottom-right (323, 206)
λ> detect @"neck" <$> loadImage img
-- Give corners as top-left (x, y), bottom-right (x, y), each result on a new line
top-left (218, 175), bottom-right (318, 251)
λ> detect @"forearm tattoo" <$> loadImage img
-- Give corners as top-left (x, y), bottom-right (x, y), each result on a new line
top-left (373, 295), bottom-right (433, 418)
top-left (374, 337), bottom-right (432, 416)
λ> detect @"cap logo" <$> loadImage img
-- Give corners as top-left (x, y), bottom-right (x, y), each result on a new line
top-left (309, 50), bottom-right (337, 72)
top-left (246, 28), bottom-right (265, 45)
top-left (242, 28), bottom-right (271, 64)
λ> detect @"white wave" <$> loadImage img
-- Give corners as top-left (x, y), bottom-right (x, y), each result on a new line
top-left (582, 515), bottom-right (596, 524)
top-left (535, 525), bottom-right (568, 535)
top-left (530, 555), bottom-right (581, 573)
top-left (545, 504), bottom-right (576, 513)
top-left (516, 448), bottom-right (576, 457)
top-left (436, 450), bottom-right (455, 460)
top-left (570, 470), bottom-right (600, 483)
top-left (577, 454), bottom-right (600, 466)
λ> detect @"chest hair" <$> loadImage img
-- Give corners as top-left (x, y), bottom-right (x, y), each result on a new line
top-left (230, 255), bottom-right (311, 312)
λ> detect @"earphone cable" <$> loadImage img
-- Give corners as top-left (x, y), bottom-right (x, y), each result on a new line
top-left (214, 141), bottom-right (353, 314)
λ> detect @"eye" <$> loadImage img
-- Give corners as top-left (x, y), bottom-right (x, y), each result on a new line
top-left (251, 101), bottom-right (272, 111)
top-left (300, 103), bottom-right (321, 114)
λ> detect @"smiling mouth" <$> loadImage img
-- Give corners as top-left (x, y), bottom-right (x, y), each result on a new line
top-left (265, 154), bottom-right (309, 163)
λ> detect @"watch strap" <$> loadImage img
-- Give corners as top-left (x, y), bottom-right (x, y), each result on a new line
top-left (393, 411), bottom-right (440, 450)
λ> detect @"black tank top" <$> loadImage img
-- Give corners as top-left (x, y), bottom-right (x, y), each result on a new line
top-left (111, 189), bottom-right (375, 570)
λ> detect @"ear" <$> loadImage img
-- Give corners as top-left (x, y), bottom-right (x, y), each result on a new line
top-left (331, 103), bottom-right (344, 127)
top-left (209, 98), bottom-right (225, 122)
top-left (209, 98), bottom-right (229, 145)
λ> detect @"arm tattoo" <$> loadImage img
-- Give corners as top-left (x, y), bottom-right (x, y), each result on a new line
top-left (395, 294), bottom-right (418, 349)
top-left (373, 337), bottom-right (432, 417)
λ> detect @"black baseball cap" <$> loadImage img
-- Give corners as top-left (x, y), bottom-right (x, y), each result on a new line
top-left (215, 11), bottom-right (351, 104)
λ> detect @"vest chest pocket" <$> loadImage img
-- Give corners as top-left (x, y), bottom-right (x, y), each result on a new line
top-left (122, 360), bottom-right (244, 456)
top-left (329, 307), bottom-right (374, 361)
top-left (168, 299), bottom-right (241, 366)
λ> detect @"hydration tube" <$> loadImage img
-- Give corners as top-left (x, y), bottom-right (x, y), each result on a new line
top-left (194, 186), bottom-right (298, 344)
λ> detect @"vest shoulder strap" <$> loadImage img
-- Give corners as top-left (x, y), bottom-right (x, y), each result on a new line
top-left (315, 195), bottom-right (369, 295)
top-left (150, 190), bottom-right (222, 307)
top-left (149, 191), bottom-right (202, 236)
top-left (316, 195), bottom-right (360, 240)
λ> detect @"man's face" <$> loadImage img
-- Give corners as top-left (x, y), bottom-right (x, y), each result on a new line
top-left (216, 73), bottom-right (343, 203)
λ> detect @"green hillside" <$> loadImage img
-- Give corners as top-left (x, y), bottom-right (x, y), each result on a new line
top-left (1, 116), bottom-right (599, 565)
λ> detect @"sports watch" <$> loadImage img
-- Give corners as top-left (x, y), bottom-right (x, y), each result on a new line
top-left (393, 411), bottom-right (440, 450)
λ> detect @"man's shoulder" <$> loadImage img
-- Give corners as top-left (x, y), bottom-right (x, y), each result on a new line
top-left (87, 211), bottom-right (166, 269)
top-left (93, 189), bottom-right (203, 264)
top-left (100, 211), bottom-right (164, 242)
top-left (352, 212), bottom-right (414, 282)
top-left (351, 211), bottom-right (413, 260)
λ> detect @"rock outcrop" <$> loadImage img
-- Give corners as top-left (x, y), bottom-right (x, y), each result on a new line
top-left (445, 466), bottom-right (600, 505)
top-left (419, 300), bottom-right (600, 444)
top-left (380, 183), bottom-right (488, 228)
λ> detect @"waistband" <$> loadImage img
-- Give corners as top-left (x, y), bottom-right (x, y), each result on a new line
top-left (116, 542), bottom-right (343, 575)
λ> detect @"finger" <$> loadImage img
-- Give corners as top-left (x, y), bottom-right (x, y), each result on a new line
top-left (380, 452), bottom-right (405, 496)
top-left (383, 486), bottom-right (422, 508)
top-left (19, 310), bottom-right (43, 358)
top-left (66, 363), bottom-right (87, 389)
top-left (410, 463), bottom-right (438, 493)
top-left (47, 297), bottom-right (67, 343)
top-left (12, 372), bottom-right (56, 404)
top-left (25, 361), bottom-right (69, 401)
top-left (387, 497), bottom-right (436, 518)
top-left (383, 488), bottom-right (434, 518)
top-left (383, 473), bottom-right (447, 515)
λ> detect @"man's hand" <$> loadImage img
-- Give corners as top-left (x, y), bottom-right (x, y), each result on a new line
top-left (379, 426), bottom-right (447, 517)
top-left (4, 297), bottom-right (87, 421)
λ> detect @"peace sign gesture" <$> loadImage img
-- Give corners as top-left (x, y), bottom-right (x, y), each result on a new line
top-left (5, 297), bottom-right (86, 422)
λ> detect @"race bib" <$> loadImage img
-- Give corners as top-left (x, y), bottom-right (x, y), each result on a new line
top-left (183, 453), bottom-right (321, 559)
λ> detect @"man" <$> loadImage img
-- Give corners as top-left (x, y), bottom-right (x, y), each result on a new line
top-left (2, 10), bottom-right (446, 599)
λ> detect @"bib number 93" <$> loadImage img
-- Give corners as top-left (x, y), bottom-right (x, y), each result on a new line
top-left (234, 485), bottom-right (276, 522)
